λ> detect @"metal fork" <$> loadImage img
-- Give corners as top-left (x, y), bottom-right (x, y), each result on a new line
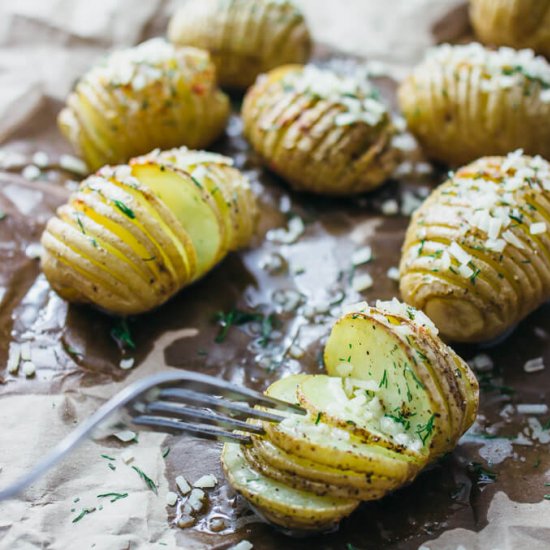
top-left (0, 370), bottom-right (305, 501)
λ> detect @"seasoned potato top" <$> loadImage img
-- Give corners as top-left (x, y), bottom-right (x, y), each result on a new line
top-left (400, 151), bottom-right (550, 342)
top-left (78, 39), bottom-right (218, 110)
top-left (267, 65), bottom-right (390, 128)
top-left (419, 43), bottom-right (550, 98)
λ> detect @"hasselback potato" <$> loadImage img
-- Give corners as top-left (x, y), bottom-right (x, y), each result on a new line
top-left (41, 147), bottom-right (257, 315)
top-left (399, 42), bottom-right (550, 166)
top-left (58, 39), bottom-right (230, 171)
top-left (470, 0), bottom-right (550, 59)
top-left (399, 151), bottom-right (550, 342)
top-left (168, 0), bottom-right (311, 89)
top-left (222, 300), bottom-right (478, 531)
top-left (242, 64), bottom-right (398, 195)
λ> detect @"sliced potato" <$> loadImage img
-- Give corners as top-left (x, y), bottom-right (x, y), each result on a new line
top-left (221, 442), bottom-right (358, 531)
top-left (130, 161), bottom-right (224, 274)
top-left (263, 375), bottom-right (421, 479)
top-left (324, 303), bottom-right (478, 458)
top-left (252, 436), bottom-right (398, 493)
top-left (41, 147), bottom-right (257, 315)
top-left (323, 314), bottom-right (445, 457)
top-left (59, 39), bottom-right (229, 171)
top-left (243, 443), bottom-right (386, 500)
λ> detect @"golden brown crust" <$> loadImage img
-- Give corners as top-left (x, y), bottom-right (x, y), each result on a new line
top-left (470, 0), bottom-right (550, 58)
top-left (242, 64), bottom-right (398, 195)
top-left (168, 0), bottom-right (311, 89)
top-left (58, 39), bottom-right (230, 171)
top-left (399, 153), bottom-right (550, 342)
top-left (399, 42), bottom-right (550, 166)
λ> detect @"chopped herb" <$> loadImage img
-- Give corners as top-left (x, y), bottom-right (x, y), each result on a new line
top-left (384, 412), bottom-right (413, 431)
top-left (190, 176), bottom-right (203, 189)
top-left (131, 466), bottom-right (158, 494)
top-left (0, 211), bottom-right (6, 221)
top-left (72, 507), bottom-right (96, 523)
top-left (113, 199), bottom-right (135, 219)
top-left (162, 447), bottom-right (171, 458)
top-left (542, 418), bottom-right (550, 430)
top-left (405, 365), bottom-right (425, 389)
top-left (379, 369), bottom-right (388, 388)
top-left (468, 461), bottom-right (497, 484)
top-left (418, 239), bottom-right (426, 255)
top-left (416, 414), bottom-right (436, 445)
top-left (111, 318), bottom-right (136, 350)
top-left (76, 214), bottom-right (86, 234)
top-left (416, 350), bottom-right (428, 362)
top-left (214, 308), bottom-right (278, 347)
top-left (315, 412), bottom-right (322, 425)
top-left (544, 495), bottom-right (550, 500)
top-left (97, 492), bottom-right (128, 503)
top-left (469, 266), bottom-right (481, 285)
top-left (108, 463), bottom-right (116, 471)
top-left (101, 454), bottom-right (115, 461)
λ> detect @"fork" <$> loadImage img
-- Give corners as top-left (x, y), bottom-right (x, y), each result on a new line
top-left (0, 370), bottom-right (305, 501)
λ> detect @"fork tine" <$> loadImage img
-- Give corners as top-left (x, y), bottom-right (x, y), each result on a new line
top-left (132, 415), bottom-right (252, 444)
top-left (157, 388), bottom-right (289, 423)
top-left (157, 372), bottom-right (306, 414)
top-left (145, 401), bottom-right (266, 434)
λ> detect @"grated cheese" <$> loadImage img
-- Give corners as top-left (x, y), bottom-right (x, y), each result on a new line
top-left (523, 357), bottom-right (544, 373)
top-left (22, 361), bottom-right (36, 377)
top-left (352, 272), bottom-right (373, 292)
top-left (386, 266), bottom-right (400, 281)
top-left (166, 491), bottom-right (178, 506)
top-left (448, 242), bottom-right (472, 266)
top-left (351, 246), bottom-right (373, 266)
top-left (517, 404), bottom-right (549, 415)
top-left (193, 474), bottom-right (218, 489)
top-left (381, 199), bottom-right (399, 216)
top-left (22, 165), bottom-right (40, 181)
top-left (530, 222), bottom-right (546, 235)
top-left (176, 475), bottom-right (191, 495)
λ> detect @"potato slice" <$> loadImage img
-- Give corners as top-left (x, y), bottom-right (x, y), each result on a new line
top-left (263, 375), bottom-right (421, 479)
top-left (324, 314), bottom-right (447, 458)
top-left (243, 444), bottom-right (386, 501)
top-left (221, 442), bottom-right (358, 530)
top-left (252, 437), bottom-right (398, 494)
top-left (130, 161), bottom-right (224, 274)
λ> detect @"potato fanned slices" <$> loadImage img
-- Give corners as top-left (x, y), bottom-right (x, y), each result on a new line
top-left (221, 300), bottom-right (478, 532)
top-left (168, 0), bottom-right (311, 89)
top-left (399, 151), bottom-right (550, 342)
top-left (40, 147), bottom-right (257, 315)
top-left (470, 0), bottom-right (550, 59)
top-left (399, 42), bottom-right (550, 165)
top-left (58, 39), bottom-right (230, 171)
top-left (242, 64), bottom-right (399, 195)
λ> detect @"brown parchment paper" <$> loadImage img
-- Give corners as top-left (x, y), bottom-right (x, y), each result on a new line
top-left (1, 1), bottom-right (550, 549)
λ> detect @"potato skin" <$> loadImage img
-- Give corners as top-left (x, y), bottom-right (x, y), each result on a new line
top-left (470, 0), bottom-right (550, 58)
top-left (40, 147), bottom-right (256, 316)
top-left (398, 43), bottom-right (550, 166)
top-left (242, 65), bottom-right (398, 195)
top-left (58, 39), bottom-right (229, 171)
top-left (399, 152), bottom-right (550, 342)
top-left (168, 0), bottom-right (311, 89)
